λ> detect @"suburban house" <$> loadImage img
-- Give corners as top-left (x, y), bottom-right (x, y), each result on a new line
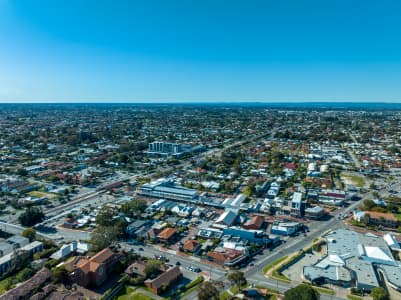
top-left (144, 266), bottom-right (182, 294)
top-left (183, 240), bottom-right (201, 253)
top-left (157, 228), bottom-right (178, 244)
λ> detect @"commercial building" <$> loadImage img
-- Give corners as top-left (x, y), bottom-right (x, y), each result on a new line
top-left (147, 142), bottom-right (205, 157)
top-left (305, 206), bottom-right (326, 219)
top-left (138, 178), bottom-right (199, 203)
top-left (215, 210), bottom-right (238, 227)
top-left (222, 227), bottom-right (268, 245)
top-left (303, 229), bottom-right (401, 292)
top-left (319, 190), bottom-right (346, 206)
top-left (0, 241), bottom-right (43, 275)
top-left (270, 220), bottom-right (302, 236)
top-left (290, 192), bottom-right (305, 217)
top-left (148, 142), bottom-right (183, 156)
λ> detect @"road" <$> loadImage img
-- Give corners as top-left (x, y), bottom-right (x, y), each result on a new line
top-left (120, 242), bottom-right (228, 282)
top-left (119, 196), bottom-right (363, 300)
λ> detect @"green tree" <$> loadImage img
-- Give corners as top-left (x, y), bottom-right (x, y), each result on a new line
top-left (17, 168), bottom-right (28, 177)
top-left (143, 259), bottom-right (162, 278)
top-left (370, 287), bottom-right (389, 300)
top-left (120, 199), bottom-right (147, 218)
top-left (19, 207), bottom-right (45, 227)
top-left (227, 271), bottom-right (246, 291)
top-left (198, 281), bottom-right (219, 300)
top-left (21, 227), bottom-right (36, 242)
top-left (15, 267), bottom-right (33, 282)
top-left (51, 266), bottom-right (70, 284)
top-left (89, 225), bottom-right (120, 250)
top-left (284, 284), bottom-right (319, 300)
top-left (363, 199), bottom-right (376, 210)
top-left (95, 207), bottom-right (115, 227)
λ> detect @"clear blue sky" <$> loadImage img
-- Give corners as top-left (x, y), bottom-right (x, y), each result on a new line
top-left (1, 0), bottom-right (401, 103)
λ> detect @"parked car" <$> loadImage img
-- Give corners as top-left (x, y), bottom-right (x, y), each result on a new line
top-left (187, 265), bottom-right (201, 272)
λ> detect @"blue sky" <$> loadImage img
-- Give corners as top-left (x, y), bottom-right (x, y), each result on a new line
top-left (0, 0), bottom-right (401, 102)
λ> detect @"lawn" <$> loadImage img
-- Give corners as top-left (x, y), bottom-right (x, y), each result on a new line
top-left (27, 190), bottom-right (57, 199)
top-left (0, 278), bottom-right (13, 293)
top-left (116, 286), bottom-right (137, 300)
top-left (341, 173), bottom-right (365, 188)
top-left (262, 256), bottom-right (288, 274)
top-left (121, 292), bottom-right (153, 300)
top-left (312, 286), bottom-right (335, 295)
top-left (347, 295), bottom-right (363, 300)
top-left (219, 290), bottom-right (232, 300)
top-left (271, 270), bottom-right (291, 283)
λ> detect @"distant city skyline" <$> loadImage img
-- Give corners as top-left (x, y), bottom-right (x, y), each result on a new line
top-left (1, 0), bottom-right (401, 103)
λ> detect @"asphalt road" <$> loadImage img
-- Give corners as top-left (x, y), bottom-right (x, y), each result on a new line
top-left (120, 242), bottom-right (228, 282)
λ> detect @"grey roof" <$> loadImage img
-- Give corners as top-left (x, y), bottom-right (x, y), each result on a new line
top-left (155, 185), bottom-right (198, 196)
top-left (127, 220), bottom-right (148, 230)
top-left (304, 265), bottom-right (352, 282)
top-left (7, 235), bottom-right (29, 246)
top-left (0, 242), bottom-right (13, 255)
top-left (304, 228), bottom-right (401, 291)
top-left (346, 256), bottom-right (379, 288)
top-left (378, 264), bottom-right (401, 290)
top-left (305, 206), bottom-right (324, 213)
top-left (216, 210), bottom-right (237, 226)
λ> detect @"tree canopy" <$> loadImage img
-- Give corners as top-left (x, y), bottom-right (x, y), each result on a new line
top-left (227, 271), bottom-right (246, 291)
top-left (284, 284), bottom-right (319, 300)
top-left (120, 199), bottom-right (147, 218)
top-left (19, 207), bottom-right (45, 227)
top-left (21, 227), bottom-right (36, 242)
top-left (144, 259), bottom-right (162, 278)
top-left (198, 281), bottom-right (219, 300)
top-left (89, 225), bottom-right (120, 251)
top-left (370, 287), bottom-right (389, 300)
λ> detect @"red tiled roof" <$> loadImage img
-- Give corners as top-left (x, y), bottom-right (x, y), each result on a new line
top-left (90, 247), bottom-right (114, 264)
top-left (246, 216), bottom-right (264, 228)
top-left (365, 211), bottom-right (399, 222)
top-left (183, 240), bottom-right (199, 251)
top-left (157, 228), bottom-right (177, 240)
top-left (207, 249), bottom-right (243, 263)
top-left (145, 266), bottom-right (182, 290)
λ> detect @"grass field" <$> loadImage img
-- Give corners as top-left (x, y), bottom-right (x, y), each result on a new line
top-left (262, 256), bottom-right (288, 274)
top-left (312, 286), bottom-right (335, 295)
top-left (27, 190), bottom-right (57, 199)
top-left (347, 295), bottom-right (363, 300)
top-left (341, 173), bottom-right (365, 187)
top-left (0, 278), bottom-right (13, 294)
top-left (119, 292), bottom-right (153, 300)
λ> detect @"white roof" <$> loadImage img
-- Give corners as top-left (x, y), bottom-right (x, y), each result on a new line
top-left (383, 233), bottom-right (401, 250)
top-left (329, 254), bottom-right (345, 265)
top-left (365, 246), bottom-right (394, 263)
top-left (292, 192), bottom-right (302, 203)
